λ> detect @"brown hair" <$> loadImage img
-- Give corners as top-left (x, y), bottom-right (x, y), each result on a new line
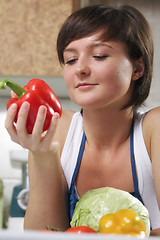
top-left (57, 5), bottom-right (154, 110)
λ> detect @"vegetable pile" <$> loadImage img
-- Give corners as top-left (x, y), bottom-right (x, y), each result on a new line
top-left (70, 187), bottom-right (150, 237)
top-left (43, 187), bottom-right (150, 238)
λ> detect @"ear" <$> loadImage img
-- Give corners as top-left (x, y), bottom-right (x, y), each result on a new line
top-left (132, 56), bottom-right (145, 81)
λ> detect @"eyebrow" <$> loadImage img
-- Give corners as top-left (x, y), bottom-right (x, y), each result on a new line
top-left (64, 42), bottom-right (113, 53)
top-left (89, 42), bottom-right (113, 49)
top-left (64, 48), bottom-right (76, 53)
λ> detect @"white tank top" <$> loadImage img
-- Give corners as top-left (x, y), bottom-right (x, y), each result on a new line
top-left (60, 111), bottom-right (160, 229)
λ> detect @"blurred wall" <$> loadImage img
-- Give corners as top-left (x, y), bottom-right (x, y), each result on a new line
top-left (0, 0), bottom-right (72, 76)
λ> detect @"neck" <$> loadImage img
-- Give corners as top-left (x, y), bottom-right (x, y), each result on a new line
top-left (83, 107), bottom-right (134, 149)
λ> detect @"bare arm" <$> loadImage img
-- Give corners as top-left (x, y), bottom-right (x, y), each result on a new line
top-left (5, 101), bottom-right (72, 230)
top-left (145, 107), bottom-right (160, 208)
top-left (143, 108), bottom-right (160, 235)
top-left (24, 149), bottom-right (69, 230)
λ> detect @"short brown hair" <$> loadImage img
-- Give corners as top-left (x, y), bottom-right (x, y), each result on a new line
top-left (57, 5), bottom-right (154, 110)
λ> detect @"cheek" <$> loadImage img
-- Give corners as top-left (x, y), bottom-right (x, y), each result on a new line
top-left (98, 60), bottom-right (133, 98)
top-left (63, 68), bottom-right (73, 89)
top-left (120, 58), bottom-right (133, 77)
top-left (113, 60), bottom-right (133, 88)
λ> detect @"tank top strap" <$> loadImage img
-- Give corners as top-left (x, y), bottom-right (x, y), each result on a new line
top-left (69, 132), bottom-right (86, 220)
top-left (130, 121), bottom-right (144, 204)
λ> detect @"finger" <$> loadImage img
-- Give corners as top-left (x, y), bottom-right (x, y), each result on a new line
top-left (11, 90), bottom-right (17, 98)
top-left (16, 101), bottom-right (30, 131)
top-left (32, 105), bottom-right (47, 140)
top-left (42, 112), bottom-right (59, 144)
top-left (5, 103), bottom-right (18, 142)
top-left (16, 102), bottom-right (30, 146)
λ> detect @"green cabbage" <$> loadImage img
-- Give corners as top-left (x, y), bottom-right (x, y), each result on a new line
top-left (70, 187), bottom-right (150, 236)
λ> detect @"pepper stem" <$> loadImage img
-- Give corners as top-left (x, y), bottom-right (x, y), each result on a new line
top-left (0, 78), bottom-right (27, 98)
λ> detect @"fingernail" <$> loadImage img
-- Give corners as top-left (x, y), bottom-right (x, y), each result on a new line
top-left (22, 102), bottom-right (29, 110)
top-left (21, 102), bottom-right (30, 111)
top-left (39, 105), bottom-right (46, 115)
top-left (9, 103), bottom-right (17, 111)
top-left (53, 112), bottom-right (59, 119)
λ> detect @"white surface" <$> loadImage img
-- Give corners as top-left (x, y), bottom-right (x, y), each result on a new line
top-left (0, 230), bottom-right (159, 240)
top-left (7, 217), bottom-right (24, 231)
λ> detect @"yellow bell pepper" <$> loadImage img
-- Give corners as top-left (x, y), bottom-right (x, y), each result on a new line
top-left (99, 209), bottom-right (146, 238)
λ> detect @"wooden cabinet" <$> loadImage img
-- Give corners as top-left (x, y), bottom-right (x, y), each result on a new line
top-left (0, 0), bottom-right (75, 76)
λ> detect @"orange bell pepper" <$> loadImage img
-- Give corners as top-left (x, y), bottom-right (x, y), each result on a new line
top-left (99, 209), bottom-right (146, 238)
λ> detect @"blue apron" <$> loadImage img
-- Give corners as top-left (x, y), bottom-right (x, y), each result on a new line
top-left (69, 122), bottom-right (145, 221)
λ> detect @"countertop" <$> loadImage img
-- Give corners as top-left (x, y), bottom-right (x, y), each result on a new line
top-left (0, 230), bottom-right (159, 240)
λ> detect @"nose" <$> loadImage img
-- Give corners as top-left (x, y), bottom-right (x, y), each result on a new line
top-left (75, 56), bottom-right (91, 78)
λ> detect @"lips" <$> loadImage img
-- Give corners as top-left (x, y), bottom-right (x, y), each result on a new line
top-left (76, 82), bottom-right (97, 89)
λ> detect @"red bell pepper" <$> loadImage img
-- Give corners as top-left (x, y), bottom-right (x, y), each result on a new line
top-left (0, 78), bottom-right (62, 134)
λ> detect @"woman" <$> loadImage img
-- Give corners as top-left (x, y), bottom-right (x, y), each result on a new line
top-left (5, 5), bottom-right (160, 235)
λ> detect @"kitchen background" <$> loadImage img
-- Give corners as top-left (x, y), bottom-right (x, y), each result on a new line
top-left (0, 0), bottom-right (160, 231)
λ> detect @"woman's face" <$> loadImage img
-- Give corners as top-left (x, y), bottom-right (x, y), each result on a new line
top-left (63, 32), bottom-right (136, 111)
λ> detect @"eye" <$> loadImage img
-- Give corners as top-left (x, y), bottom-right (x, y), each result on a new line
top-left (65, 58), bottom-right (78, 65)
top-left (93, 55), bottom-right (108, 60)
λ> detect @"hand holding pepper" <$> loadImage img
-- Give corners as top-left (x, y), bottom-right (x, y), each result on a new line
top-left (0, 78), bottom-right (62, 134)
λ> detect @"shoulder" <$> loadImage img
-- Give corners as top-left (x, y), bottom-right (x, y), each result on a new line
top-left (59, 109), bottom-right (75, 128)
top-left (141, 107), bottom-right (160, 160)
top-left (142, 106), bottom-right (160, 130)
top-left (55, 110), bottom-right (76, 154)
